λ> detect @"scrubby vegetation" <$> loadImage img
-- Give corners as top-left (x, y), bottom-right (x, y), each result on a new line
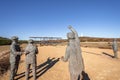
top-left (0, 37), bottom-right (11, 45)
top-left (19, 40), bottom-right (28, 44)
top-left (80, 36), bottom-right (120, 42)
top-left (0, 37), bottom-right (28, 45)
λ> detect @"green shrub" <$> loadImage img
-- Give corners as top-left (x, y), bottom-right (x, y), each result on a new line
top-left (0, 37), bottom-right (11, 45)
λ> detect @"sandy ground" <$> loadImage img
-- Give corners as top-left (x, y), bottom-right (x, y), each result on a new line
top-left (1, 45), bottom-right (120, 80)
top-left (0, 45), bottom-right (10, 52)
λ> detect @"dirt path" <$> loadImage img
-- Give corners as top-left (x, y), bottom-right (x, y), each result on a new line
top-left (1, 46), bottom-right (120, 80)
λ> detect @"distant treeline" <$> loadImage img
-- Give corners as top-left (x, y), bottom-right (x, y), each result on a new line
top-left (0, 36), bottom-right (120, 45)
top-left (0, 37), bottom-right (11, 45)
top-left (0, 37), bottom-right (28, 45)
top-left (80, 37), bottom-right (120, 42)
top-left (43, 37), bottom-right (120, 43)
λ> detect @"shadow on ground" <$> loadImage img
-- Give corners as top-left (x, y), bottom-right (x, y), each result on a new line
top-left (36, 57), bottom-right (60, 78)
top-left (102, 52), bottom-right (114, 58)
top-left (0, 57), bottom-right (10, 75)
top-left (76, 71), bottom-right (90, 80)
top-left (82, 71), bottom-right (90, 80)
top-left (83, 51), bottom-right (101, 56)
top-left (15, 57), bottom-right (60, 80)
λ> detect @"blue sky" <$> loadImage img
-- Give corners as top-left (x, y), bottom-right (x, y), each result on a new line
top-left (0, 0), bottom-right (120, 40)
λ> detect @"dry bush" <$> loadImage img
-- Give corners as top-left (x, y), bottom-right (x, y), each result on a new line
top-left (0, 51), bottom-right (10, 75)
